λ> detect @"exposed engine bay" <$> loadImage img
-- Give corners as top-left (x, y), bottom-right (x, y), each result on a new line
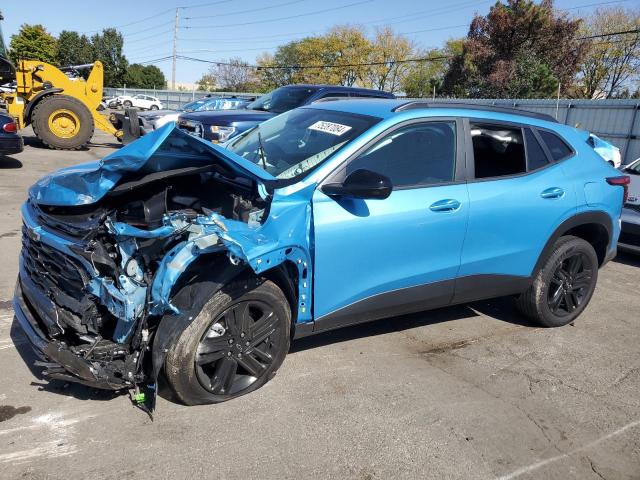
top-left (22, 164), bottom-right (263, 397)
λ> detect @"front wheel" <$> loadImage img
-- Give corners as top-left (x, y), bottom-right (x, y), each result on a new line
top-left (165, 279), bottom-right (291, 405)
top-left (150, 104), bottom-right (159, 110)
top-left (123, 100), bottom-right (132, 107)
top-left (516, 236), bottom-right (599, 327)
top-left (31, 94), bottom-right (94, 150)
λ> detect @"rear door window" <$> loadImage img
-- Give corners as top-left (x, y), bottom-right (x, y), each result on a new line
top-left (537, 130), bottom-right (573, 161)
top-left (470, 123), bottom-right (526, 179)
top-left (525, 128), bottom-right (549, 171)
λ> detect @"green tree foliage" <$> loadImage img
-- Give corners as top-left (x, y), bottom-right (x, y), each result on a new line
top-left (197, 73), bottom-right (216, 91)
top-left (9, 24), bottom-right (57, 64)
top-left (255, 25), bottom-right (412, 93)
top-left (56, 30), bottom-right (93, 67)
top-left (91, 28), bottom-right (128, 87)
top-left (197, 57), bottom-right (258, 92)
top-left (124, 64), bottom-right (166, 89)
top-left (576, 7), bottom-right (640, 99)
top-left (401, 49), bottom-right (447, 98)
top-left (365, 27), bottom-right (414, 92)
top-left (442, 0), bottom-right (586, 98)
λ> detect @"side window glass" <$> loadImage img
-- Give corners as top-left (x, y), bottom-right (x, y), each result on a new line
top-left (346, 121), bottom-right (456, 188)
top-left (471, 123), bottom-right (526, 179)
top-left (538, 130), bottom-right (572, 161)
top-left (318, 92), bottom-right (350, 99)
top-left (525, 128), bottom-right (549, 171)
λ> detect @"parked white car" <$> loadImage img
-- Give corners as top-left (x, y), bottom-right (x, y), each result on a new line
top-left (589, 133), bottom-right (622, 168)
top-left (118, 94), bottom-right (163, 110)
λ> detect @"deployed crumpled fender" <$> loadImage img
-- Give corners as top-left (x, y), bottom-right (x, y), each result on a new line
top-left (29, 123), bottom-right (277, 206)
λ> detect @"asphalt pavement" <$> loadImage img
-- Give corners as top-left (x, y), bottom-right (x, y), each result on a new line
top-left (0, 128), bottom-right (638, 480)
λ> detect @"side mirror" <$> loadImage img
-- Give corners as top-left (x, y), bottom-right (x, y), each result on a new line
top-left (322, 169), bottom-right (392, 200)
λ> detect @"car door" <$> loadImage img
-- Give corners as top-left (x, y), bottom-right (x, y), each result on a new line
top-left (454, 120), bottom-right (577, 302)
top-left (312, 119), bottom-right (469, 328)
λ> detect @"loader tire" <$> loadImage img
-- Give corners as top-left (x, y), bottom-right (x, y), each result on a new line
top-left (31, 95), bottom-right (94, 150)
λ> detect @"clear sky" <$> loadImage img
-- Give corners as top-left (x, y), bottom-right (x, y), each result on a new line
top-left (0, 0), bottom-right (634, 85)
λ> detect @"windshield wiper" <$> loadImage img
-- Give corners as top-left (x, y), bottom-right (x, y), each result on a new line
top-left (256, 129), bottom-right (268, 170)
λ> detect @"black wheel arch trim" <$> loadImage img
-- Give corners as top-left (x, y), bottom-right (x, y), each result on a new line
top-left (24, 88), bottom-right (64, 124)
top-left (533, 210), bottom-right (613, 275)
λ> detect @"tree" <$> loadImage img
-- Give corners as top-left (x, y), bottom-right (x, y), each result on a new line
top-left (401, 49), bottom-right (447, 97)
top-left (442, 0), bottom-right (587, 98)
top-left (197, 73), bottom-right (216, 91)
top-left (91, 28), bottom-right (128, 87)
top-left (56, 30), bottom-right (93, 67)
top-left (365, 27), bottom-right (415, 93)
top-left (9, 24), bottom-right (57, 64)
top-left (124, 64), bottom-right (166, 89)
top-left (256, 25), bottom-right (414, 92)
top-left (576, 7), bottom-right (640, 99)
top-left (200, 57), bottom-right (257, 92)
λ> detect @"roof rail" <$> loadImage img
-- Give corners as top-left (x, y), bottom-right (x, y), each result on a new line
top-left (312, 96), bottom-right (389, 104)
top-left (392, 101), bottom-right (558, 123)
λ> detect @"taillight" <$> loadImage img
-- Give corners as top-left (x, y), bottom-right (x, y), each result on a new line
top-left (606, 175), bottom-right (631, 204)
top-left (2, 121), bottom-right (17, 133)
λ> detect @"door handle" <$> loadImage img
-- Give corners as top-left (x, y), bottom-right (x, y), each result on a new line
top-left (540, 187), bottom-right (565, 199)
top-left (429, 199), bottom-right (461, 212)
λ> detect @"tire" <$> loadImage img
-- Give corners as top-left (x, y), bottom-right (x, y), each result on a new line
top-left (516, 235), bottom-right (599, 327)
top-left (165, 278), bottom-right (291, 405)
top-left (150, 104), bottom-right (159, 110)
top-left (31, 95), bottom-right (94, 150)
top-left (123, 100), bottom-right (132, 107)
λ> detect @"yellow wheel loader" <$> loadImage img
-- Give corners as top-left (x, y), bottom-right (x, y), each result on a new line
top-left (0, 12), bottom-right (134, 150)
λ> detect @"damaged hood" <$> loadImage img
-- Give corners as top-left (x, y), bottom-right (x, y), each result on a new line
top-left (29, 123), bottom-right (275, 206)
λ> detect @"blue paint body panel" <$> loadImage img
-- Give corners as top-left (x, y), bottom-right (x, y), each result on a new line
top-left (18, 99), bottom-right (624, 345)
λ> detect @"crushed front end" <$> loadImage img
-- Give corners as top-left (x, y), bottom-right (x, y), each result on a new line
top-left (13, 125), bottom-right (313, 406)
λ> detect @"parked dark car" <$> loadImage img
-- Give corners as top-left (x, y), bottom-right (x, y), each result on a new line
top-left (178, 84), bottom-right (395, 143)
top-left (0, 113), bottom-right (23, 155)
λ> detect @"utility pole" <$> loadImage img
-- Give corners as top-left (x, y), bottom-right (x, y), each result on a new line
top-left (172, 8), bottom-right (179, 90)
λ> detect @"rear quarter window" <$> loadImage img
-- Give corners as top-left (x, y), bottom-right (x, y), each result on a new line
top-left (538, 130), bottom-right (573, 161)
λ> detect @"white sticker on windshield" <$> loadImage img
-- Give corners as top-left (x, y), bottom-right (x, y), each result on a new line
top-left (308, 121), bottom-right (352, 136)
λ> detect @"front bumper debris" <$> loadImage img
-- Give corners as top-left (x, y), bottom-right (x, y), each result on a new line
top-left (13, 280), bottom-right (127, 390)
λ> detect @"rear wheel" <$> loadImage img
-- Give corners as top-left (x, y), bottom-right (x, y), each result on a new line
top-left (31, 95), bottom-right (94, 150)
top-left (165, 279), bottom-right (291, 405)
top-left (516, 236), bottom-right (598, 327)
top-left (123, 100), bottom-right (132, 107)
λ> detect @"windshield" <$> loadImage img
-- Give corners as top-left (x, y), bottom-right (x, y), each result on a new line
top-left (0, 20), bottom-right (7, 58)
top-left (626, 159), bottom-right (640, 174)
top-left (183, 97), bottom-right (247, 112)
top-left (246, 87), bottom-right (318, 114)
top-left (226, 108), bottom-right (379, 180)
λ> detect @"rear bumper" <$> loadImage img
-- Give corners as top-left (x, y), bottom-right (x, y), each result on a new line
top-left (0, 135), bottom-right (24, 155)
top-left (13, 278), bottom-right (126, 390)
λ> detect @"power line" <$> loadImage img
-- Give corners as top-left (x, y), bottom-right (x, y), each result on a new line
top-left (151, 28), bottom-right (638, 71)
top-left (185, 0), bottom-right (310, 20)
top-left (182, 0), bottom-right (374, 29)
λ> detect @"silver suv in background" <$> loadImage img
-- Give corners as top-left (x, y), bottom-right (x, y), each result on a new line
top-left (620, 157), bottom-right (640, 254)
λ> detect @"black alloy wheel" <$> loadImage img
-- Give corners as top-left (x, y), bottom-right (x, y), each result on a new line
top-left (547, 252), bottom-right (593, 317)
top-left (515, 235), bottom-right (599, 327)
top-left (195, 300), bottom-right (284, 395)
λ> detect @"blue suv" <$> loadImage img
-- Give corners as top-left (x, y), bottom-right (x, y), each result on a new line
top-left (178, 84), bottom-right (395, 143)
top-left (14, 99), bottom-right (627, 408)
